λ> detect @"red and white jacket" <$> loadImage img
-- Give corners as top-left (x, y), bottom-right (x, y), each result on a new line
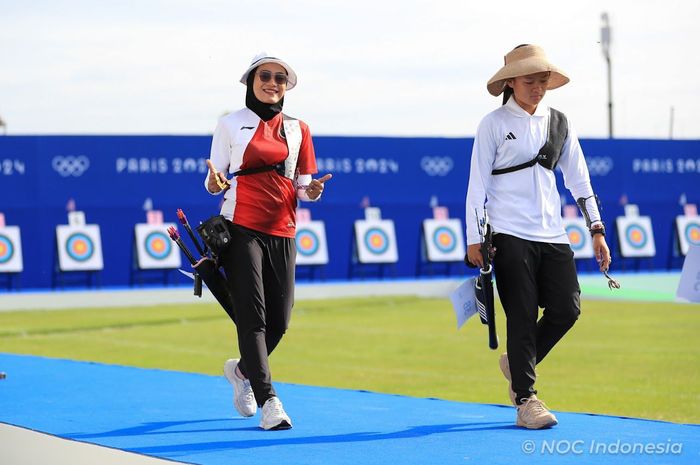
top-left (205, 108), bottom-right (318, 238)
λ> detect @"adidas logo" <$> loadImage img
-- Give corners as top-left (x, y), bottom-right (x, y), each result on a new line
top-left (505, 132), bottom-right (517, 140)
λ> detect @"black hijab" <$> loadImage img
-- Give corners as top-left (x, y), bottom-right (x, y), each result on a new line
top-left (245, 66), bottom-right (284, 121)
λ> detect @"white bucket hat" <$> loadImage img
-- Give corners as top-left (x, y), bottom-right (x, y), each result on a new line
top-left (487, 45), bottom-right (569, 96)
top-left (239, 52), bottom-right (298, 90)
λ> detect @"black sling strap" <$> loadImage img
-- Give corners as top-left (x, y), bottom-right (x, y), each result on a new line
top-left (491, 157), bottom-right (539, 175)
top-left (231, 114), bottom-right (299, 178)
top-left (232, 163), bottom-right (284, 177)
top-left (492, 108), bottom-right (568, 175)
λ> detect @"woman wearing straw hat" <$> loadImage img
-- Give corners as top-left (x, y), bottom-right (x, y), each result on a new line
top-left (465, 44), bottom-right (611, 429)
top-left (205, 52), bottom-right (331, 430)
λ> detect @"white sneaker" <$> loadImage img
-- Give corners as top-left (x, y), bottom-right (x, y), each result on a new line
top-left (259, 397), bottom-right (292, 430)
top-left (223, 359), bottom-right (257, 417)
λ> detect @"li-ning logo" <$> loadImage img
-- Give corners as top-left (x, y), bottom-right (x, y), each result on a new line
top-left (52, 156), bottom-right (90, 177)
top-left (420, 156), bottom-right (453, 176)
top-left (505, 132), bottom-right (517, 140)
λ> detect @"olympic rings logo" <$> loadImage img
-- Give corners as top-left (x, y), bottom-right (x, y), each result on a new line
top-left (420, 157), bottom-right (453, 176)
top-left (52, 156), bottom-right (90, 177)
top-left (586, 157), bottom-right (613, 176)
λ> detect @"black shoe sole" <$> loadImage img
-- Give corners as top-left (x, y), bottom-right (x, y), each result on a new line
top-left (268, 420), bottom-right (292, 430)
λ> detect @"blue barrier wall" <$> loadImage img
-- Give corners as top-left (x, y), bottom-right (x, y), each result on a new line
top-left (0, 135), bottom-right (698, 289)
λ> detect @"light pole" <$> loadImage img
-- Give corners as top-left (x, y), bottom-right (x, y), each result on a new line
top-left (601, 12), bottom-right (613, 138)
top-left (669, 106), bottom-right (674, 139)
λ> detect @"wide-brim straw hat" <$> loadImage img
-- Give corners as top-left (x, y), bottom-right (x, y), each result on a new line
top-left (487, 45), bottom-right (569, 96)
top-left (239, 51), bottom-right (298, 90)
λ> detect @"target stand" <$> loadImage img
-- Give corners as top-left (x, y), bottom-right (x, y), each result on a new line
top-left (0, 225), bottom-right (23, 291)
top-left (52, 223), bottom-right (104, 289)
top-left (349, 217), bottom-right (398, 280)
top-left (614, 207), bottom-right (656, 271)
top-left (0, 272), bottom-right (20, 291)
top-left (295, 220), bottom-right (329, 282)
top-left (416, 218), bottom-right (465, 277)
top-left (667, 212), bottom-right (700, 269)
top-left (561, 218), bottom-right (597, 273)
top-left (130, 223), bottom-right (182, 287)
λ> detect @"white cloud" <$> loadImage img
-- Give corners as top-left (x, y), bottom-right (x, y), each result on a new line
top-left (0, 0), bottom-right (698, 138)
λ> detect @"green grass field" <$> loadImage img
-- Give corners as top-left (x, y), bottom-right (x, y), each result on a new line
top-left (0, 296), bottom-right (698, 424)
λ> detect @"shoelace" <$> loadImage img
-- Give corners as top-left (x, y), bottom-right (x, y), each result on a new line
top-left (266, 399), bottom-right (284, 415)
top-left (242, 380), bottom-right (255, 400)
top-left (521, 397), bottom-right (549, 416)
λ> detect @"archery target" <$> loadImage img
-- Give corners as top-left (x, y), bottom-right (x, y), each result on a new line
top-left (423, 219), bottom-right (465, 262)
top-left (354, 220), bottom-right (398, 263)
top-left (135, 223), bottom-right (181, 269)
top-left (675, 216), bottom-right (700, 256)
top-left (0, 226), bottom-right (23, 272)
top-left (365, 228), bottom-right (389, 254)
top-left (616, 216), bottom-right (656, 258)
top-left (562, 218), bottom-right (594, 259)
top-left (66, 233), bottom-right (94, 261)
top-left (56, 224), bottom-right (104, 271)
top-left (145, 232), bottom-right (171, 259)
top-left (295, 221), bottom-right (329, 265)
top-left (0, 235), bottom-right (14, 264)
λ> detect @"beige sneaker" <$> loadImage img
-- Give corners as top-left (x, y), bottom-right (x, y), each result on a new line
top-left (516, 395), bottom-right (558, 429)
top-left (499, 353), bottom-right (517, 406)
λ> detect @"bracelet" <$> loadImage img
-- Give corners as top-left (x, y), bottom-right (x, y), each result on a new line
top-left (590, 224), bottom-right (606, 237)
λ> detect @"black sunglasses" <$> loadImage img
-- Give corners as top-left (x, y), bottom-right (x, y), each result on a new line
top-left (257, 70), bottom-right (288, 85)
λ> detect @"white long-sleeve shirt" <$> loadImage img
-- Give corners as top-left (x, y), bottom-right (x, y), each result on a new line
top-left (465, 96), bottom-right (601, 246)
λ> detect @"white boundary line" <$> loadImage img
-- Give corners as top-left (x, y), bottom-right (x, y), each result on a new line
top-left (0, 272), bottom-right (686, 312)
top-left (0, 423), bottom-right (185, 465)
top-left (0, 279), bottom-right (465, 312)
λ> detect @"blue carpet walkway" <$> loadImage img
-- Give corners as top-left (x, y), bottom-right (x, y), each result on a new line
top-left (0, 353), bottom-right (697, 465)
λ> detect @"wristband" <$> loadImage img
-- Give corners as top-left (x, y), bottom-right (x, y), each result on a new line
top-left (590, 223), bottom-right (606, 237)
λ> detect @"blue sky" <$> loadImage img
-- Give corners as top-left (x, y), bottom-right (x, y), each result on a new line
top-left (0, 0), bottom-right (697, 138)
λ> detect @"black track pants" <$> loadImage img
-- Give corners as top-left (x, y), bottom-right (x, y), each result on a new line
top-left (221, 224), bottom-right (296, 407)
top-left (492, 234), bottom-right (581, 403)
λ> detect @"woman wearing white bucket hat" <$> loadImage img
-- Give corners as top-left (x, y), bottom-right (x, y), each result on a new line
top-left (465, 44), bottom-right (611, 429)
top-left (204, 52), bottom-right (331, 430)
